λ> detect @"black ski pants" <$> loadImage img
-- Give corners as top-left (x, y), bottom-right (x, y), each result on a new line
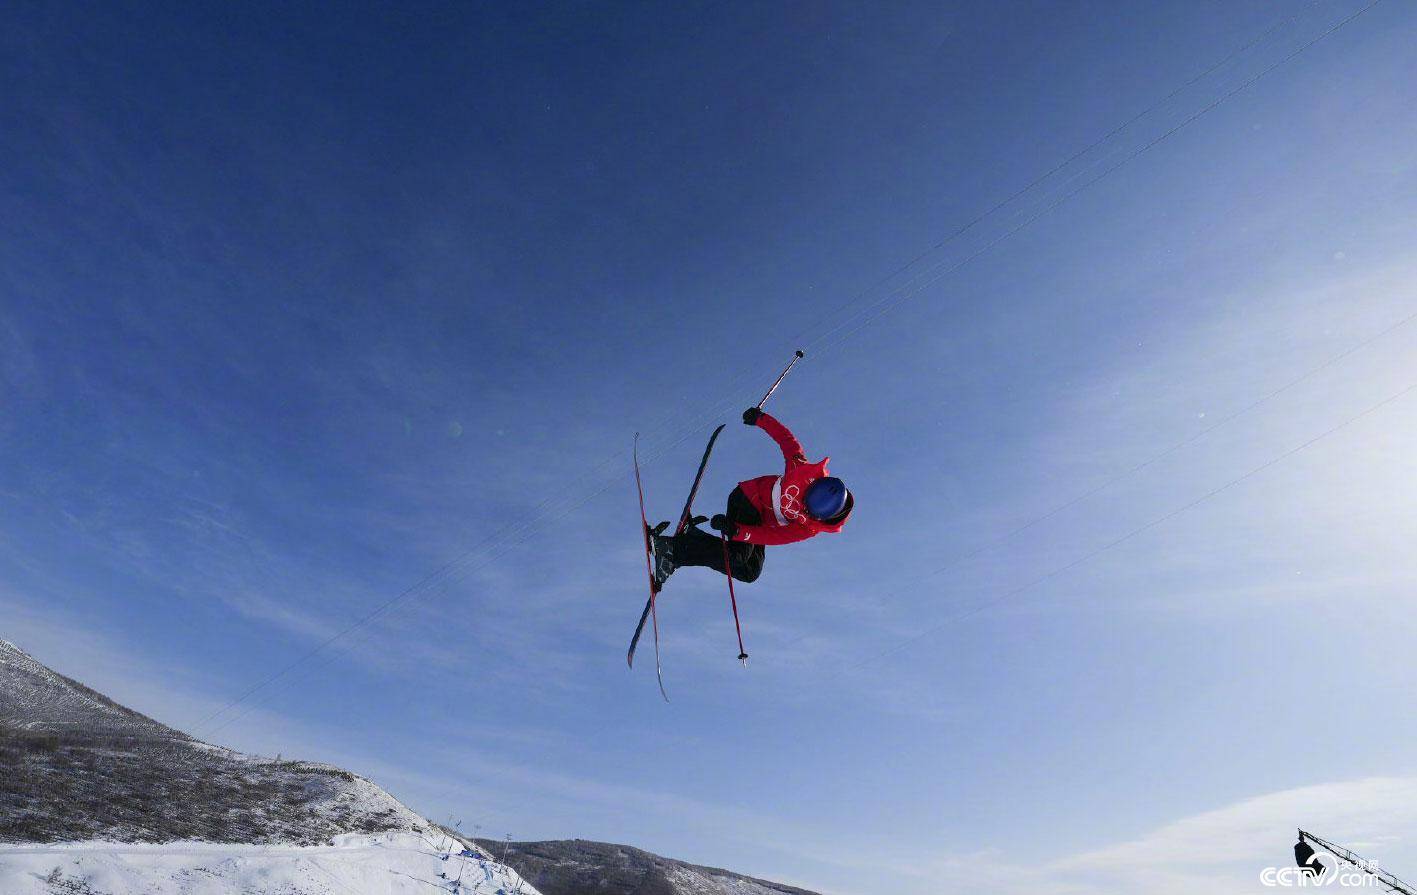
top-left (667, 486), bottom-right (765, 583)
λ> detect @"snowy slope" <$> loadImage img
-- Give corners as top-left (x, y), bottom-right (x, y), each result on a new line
top-left (0, 832), bottom-right (539, 895)
top-left (0, 638), bottom-right (543, 894)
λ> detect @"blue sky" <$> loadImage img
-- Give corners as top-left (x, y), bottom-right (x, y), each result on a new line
top-left (3, 2), bottom-right (1416, 892)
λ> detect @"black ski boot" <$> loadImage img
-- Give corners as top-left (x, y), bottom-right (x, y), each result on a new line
top-left (647, 521), bottom-right (676, 592)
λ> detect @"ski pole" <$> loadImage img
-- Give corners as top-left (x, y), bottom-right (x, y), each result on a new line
top-left (756, 349), bottom-right (805, 410)
top-left (720, 534), bottom-right (749, 666)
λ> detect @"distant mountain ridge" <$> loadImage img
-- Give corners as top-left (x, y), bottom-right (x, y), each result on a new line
top-left (475, 838), bottom-right (823, 895)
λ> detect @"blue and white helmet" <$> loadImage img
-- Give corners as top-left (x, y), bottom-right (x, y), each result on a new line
top-left (805, 477), bottom-right (850, 522)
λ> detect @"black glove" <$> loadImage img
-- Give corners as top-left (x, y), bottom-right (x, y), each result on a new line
top-left (710, 514), bottom-right (738, 539)
top-left (742, 407), bottom-right (763, 426)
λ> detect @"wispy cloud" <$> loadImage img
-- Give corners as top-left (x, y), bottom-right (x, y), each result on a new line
top-left (1050, 776), bottom-right (1417, 894)
top-left (221, 590), bottom-right (337, 644)
top-left (843, 776), bottom-right (1417, 894)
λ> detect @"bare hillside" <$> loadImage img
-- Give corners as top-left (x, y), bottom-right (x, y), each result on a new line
top-left (475, 838), bottom-right (822, 895)
top-left (0, 639), bottom-right (432, 845)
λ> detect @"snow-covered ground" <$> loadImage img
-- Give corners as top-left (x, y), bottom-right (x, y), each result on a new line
top-left (0, 831), bottom-right (542, 895)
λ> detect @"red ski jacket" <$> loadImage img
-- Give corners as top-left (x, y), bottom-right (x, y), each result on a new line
top-left (732, 412), bottom-right (853, 547)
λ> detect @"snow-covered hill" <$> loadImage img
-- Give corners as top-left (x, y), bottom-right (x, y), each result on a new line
top-left (478, 839), bottom-right (821, 895)
top-left (0, 639), bottom-right (543, 895)
top-left (0, 832), bottom-right (536, 894)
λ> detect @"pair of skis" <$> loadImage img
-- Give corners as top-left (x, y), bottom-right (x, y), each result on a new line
top-left (628, 423), bottom-right (725, 702)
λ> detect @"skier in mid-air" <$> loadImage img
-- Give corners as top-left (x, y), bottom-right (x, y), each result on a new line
top-left (648, 407), bottom-right (853, 590)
